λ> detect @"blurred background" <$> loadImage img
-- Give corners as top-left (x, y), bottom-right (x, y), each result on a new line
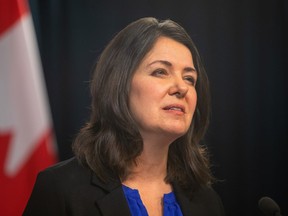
top-left (28, 0), bottom-right (287, 215)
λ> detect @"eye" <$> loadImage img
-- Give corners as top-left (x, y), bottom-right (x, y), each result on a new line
top-left (151, 68), bottom-right (168, 77)
top-left (184, 76), bottom-right (197, 86)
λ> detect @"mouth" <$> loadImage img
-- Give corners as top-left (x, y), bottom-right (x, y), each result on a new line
top-left (163, 104), bottom-right (185, 113)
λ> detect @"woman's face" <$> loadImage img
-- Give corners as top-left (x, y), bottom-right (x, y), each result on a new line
top-left (129, 36), bottom-right (197, 142)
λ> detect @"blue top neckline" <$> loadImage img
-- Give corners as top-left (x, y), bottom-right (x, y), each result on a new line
top-left (122, 184), bottom-right (183, 216)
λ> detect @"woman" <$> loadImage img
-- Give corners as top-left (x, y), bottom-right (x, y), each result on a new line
top-left (24, 17), bottom-right (225, 216)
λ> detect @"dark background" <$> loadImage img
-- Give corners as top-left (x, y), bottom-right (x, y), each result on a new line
top-left (28, 0), bottom-right (287, 215)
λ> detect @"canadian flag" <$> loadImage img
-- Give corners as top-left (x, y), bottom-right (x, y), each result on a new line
top-left (0, 0), bottom-right (58, 215)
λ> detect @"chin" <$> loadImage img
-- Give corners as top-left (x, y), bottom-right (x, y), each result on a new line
top-left (163, 128), bottom-right (188, 140)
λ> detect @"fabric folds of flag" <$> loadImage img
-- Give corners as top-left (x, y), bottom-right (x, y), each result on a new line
top-left (0, 0), bottom-right (58, 215)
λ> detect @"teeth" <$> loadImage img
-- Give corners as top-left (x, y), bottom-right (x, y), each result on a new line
top-left (169, 107), bottom-right (182, 111)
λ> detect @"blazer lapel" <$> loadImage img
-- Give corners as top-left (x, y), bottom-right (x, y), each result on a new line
top-left (91, 172), bottom-right (131, 216)
top-left (173, 183), bottom-right (218, 216)
top-left (173, 183), bottom-right (194, 216)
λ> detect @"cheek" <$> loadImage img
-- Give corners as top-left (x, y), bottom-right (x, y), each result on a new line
top-left (129, 81), bottom-right (149, 117)
top-left (130, 82), bottom-right (145, 106)
top-left (130, 78), bottom-right (162, 105)
top-left (187, 91), bottom-right (197, 117)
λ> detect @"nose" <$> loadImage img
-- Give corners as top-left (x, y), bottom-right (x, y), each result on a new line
top-left (168, 77), bottom-right (189, 98)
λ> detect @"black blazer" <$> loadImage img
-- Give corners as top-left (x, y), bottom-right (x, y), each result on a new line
top-left (23, 157), bottom-right (225, 216)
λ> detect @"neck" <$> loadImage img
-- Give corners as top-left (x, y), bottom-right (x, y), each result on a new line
top-left (124, 137), bottom-right (171, 186)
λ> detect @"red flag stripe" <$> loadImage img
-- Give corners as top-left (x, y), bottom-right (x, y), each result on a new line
top-left (0, 0), bottom-right (58, 215)
top-left (0, 0), bottom-right (29, 35)
top-left (0, 129), bottom-right (57, 215)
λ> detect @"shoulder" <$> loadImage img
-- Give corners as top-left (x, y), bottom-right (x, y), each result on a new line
top-left (23, 157), bottom-right (106, 215)
top-left (195, 186), bottom-right (225, 216)
top-left (42, 157), bottom-right (90, 179)
top-left (44, 157), bottom-right (87, 173)
top-left (193, 186), bottom-right (223, 205)
top-left (34, 157), bottom-right (91, 189)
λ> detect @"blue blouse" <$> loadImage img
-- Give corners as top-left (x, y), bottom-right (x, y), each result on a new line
top-left (122, 185), bottom-right (183, 216)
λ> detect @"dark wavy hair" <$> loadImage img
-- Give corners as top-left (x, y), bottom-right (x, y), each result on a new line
top-left (73, 17), bottom-right (213, 190)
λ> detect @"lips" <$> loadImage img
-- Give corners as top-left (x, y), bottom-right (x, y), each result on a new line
top-left (163, 104), bottom-right (185, 113)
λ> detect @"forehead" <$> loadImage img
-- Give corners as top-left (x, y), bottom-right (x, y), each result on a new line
top-left (141, 36), bottom-right (194, 66)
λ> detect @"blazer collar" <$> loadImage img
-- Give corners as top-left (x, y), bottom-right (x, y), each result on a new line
top-left (173, 183), bottom-right (195, 216)
top-left (90, 171), bottom-right (198, 216)
top-left (91, 171), bottom-right (120, 192)
top-left (91, 171), bottom-right (131, 216)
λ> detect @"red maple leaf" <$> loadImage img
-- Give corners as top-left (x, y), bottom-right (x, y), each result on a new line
top-left (0, 130), bottom-right (57, 215)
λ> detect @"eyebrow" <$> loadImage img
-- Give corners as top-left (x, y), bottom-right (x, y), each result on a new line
top-left (147, 60), bottom-right (197, 73)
